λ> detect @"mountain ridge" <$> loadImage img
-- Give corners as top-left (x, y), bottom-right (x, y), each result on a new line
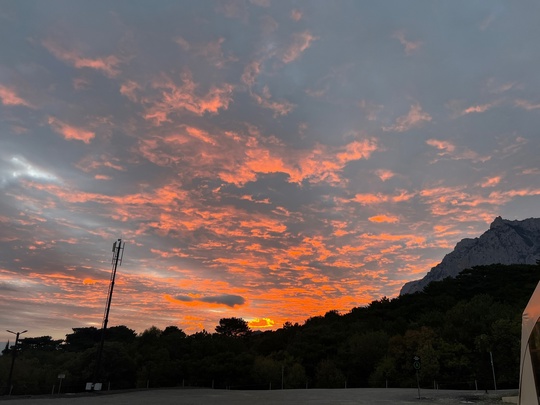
top-left (400, 216), bottom-right (540, 295)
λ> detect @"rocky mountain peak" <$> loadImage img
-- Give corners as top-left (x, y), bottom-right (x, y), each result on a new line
top-left (400, 217), bottom-right (540, 295)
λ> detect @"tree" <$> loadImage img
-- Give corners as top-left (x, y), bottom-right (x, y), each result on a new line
top-left (64, 327), bottom-right (100, 351)
top-left (315, 359), bottom-right (346, 388)
top-left (215, 317), bottom-right (251, 338)
top-left (107, 325), bottom-right (137, 343)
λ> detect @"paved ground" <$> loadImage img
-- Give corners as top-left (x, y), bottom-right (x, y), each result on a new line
top-left (0, 388), bottom-right (518, 404)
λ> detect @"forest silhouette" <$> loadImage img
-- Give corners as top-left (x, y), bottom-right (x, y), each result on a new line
top-left (1, 263), bottom-right (538, 395)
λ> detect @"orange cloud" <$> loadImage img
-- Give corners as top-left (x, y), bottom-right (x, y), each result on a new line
top-left (336, 139), bottom-right (379, 163)
top-left (352, 193), bottom-right (388, 205)
top-left (369, 215), bottom-right (399, 223)
top-left (248, 318), bottom-right (275, 329)
top-left (43, 40), bottom-right (121, 77)
top-left (480, 176), bottom-right (501, 188)
top-left (48, 117), bottom-right (95, 143)
top-left (384, 103), bottom-right (431, 132)
top-left (0, 84), bottom-right (33, 107)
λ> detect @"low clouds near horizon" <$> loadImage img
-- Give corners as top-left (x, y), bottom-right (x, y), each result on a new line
top-left (1, 1), bottom-right (540, 340)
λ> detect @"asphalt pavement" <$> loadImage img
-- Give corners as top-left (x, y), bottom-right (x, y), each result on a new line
top-left (0, 388), bottom-right (518, 404)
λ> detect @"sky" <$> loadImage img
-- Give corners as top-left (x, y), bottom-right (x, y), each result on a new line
top-left (1, 1), bottom-right (540, 342)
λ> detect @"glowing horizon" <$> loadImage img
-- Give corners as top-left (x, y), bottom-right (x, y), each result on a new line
top-left (1, 1), bottom-right (540, 342)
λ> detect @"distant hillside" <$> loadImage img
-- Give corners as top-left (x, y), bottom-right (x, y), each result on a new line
top-left (400, 217), bottom-right (540, 295)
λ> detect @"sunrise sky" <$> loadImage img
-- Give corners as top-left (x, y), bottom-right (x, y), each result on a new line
top-left (1, 1), bottom-right (540, 342)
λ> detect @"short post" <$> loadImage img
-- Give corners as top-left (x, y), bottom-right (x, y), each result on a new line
top-left (416, 370), bottom-right (421, 399)
top-left (413, 355), bottom-right (421, 399)
top-left (58, 373), bottom-right (65, 394)
top-left (489, 351), bottom-right (497, 391)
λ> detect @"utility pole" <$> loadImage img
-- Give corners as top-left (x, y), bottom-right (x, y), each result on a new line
top-left (5, 329), bottom-right (27, 395)
top-left (89, 239), bottom-right (125, 390)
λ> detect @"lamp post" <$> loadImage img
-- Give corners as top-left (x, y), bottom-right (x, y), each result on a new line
top-left (5, 329), bottom-right (27, 395)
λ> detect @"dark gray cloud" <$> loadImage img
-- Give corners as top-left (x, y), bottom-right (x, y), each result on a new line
top-left (174, 294), bottom-right (246, 307)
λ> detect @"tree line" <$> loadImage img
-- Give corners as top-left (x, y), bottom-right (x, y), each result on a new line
top-left (1, 263), bottom-right (539, 395)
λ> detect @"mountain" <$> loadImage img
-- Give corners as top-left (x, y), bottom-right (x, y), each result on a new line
top-left (400, 216), bottom-right (540, 295)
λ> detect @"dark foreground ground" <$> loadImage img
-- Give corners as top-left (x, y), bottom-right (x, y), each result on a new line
top-left (0, 388), bottom-right (518, 404)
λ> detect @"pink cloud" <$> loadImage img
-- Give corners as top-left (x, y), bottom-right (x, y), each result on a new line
top-left (522, 168), bottom-right (540, 175)
top-left (426, 139), bottom-right (456, 153)
top-left (426, 138), bottom-right (489, 163)
top-left (336, 139), bottom-right (379, 163)
top-left (43, 40), bottom-right (121, 77)
top-left (249, 0), bottom-right (271, 7)
top-left (174, 36), bottom-right (191, 51)
top-left (185, 126), bottom-right (216, 145)
top-left (393, 32), bottom-right (422, 55)
top-left (460, 101), bottom-right (497, 115)
top-left (281, 31), bottom-right (317, 63)
top-left (47, 117), bottom-right (95, 144)
top-left (76, 154), bottom-right (126, 174)
top-left (350, 190), bottom-right (415, 206)
top-left (250, 85), bottom-right (295, 117)
top-left (144, 71), bottom-right (234, 123)
top-left (480, 176), bottom-right (501, 188)
top-left (374, 169), bottom-right (395, 182)
top-left (120, 80), bottom-right (141, 102)
top-left (137, 120), bottom-right (378, 189)
top-left (177, 37), bottom-right (236, 69)
top-left (291, 9), bottom-right (303, 21)
top-left (72, 77), bottom-right (90, 90)
top-left (241, 60), bottom-right (262, 87)
top-left (358, 99), bottom-right (384, 121)
top-left (488, 188), bottom-right (540, 205)
top-left (514, 99), bottom-right (540, 110)
top-left (383, 103), bottom-right (432, 132)
top-left (0, 84), bottom-right (33, 107)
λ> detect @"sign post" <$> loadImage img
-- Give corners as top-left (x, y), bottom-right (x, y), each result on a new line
top-left (413, 355), bottom-right (421, 399)
top-left (57, 374), bottom-right (65, 394)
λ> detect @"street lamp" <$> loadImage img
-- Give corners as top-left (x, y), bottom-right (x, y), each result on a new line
top-left (5, 329), bottom-right (27, 395)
